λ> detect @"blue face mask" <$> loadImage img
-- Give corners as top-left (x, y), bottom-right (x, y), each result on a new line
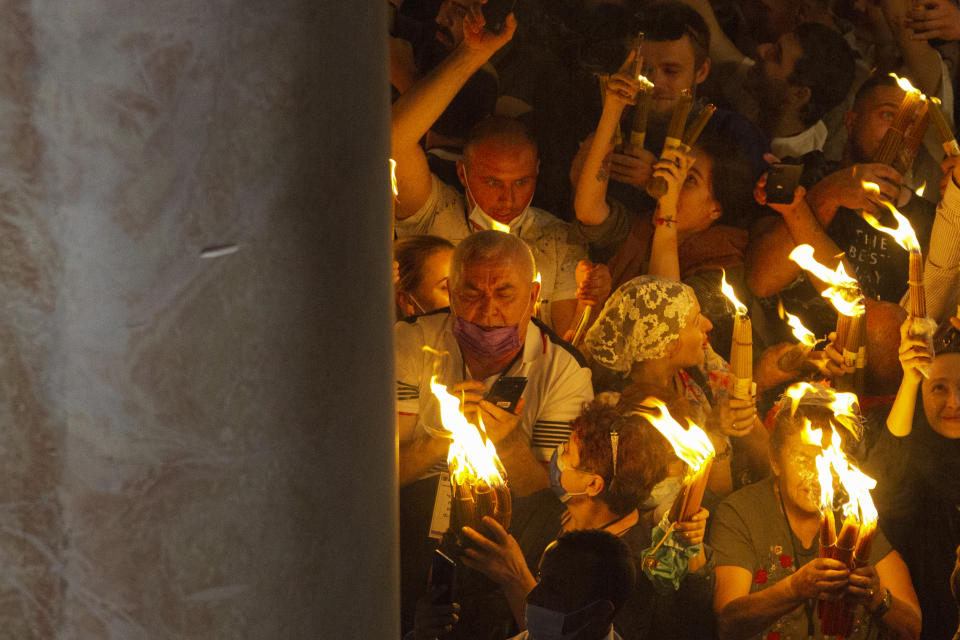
top-left (549, 442), bottom-right (588, 503)
top-left (452, 315), bottom-right (521, 361)
top-left (524, 603), bottom-right (596, 640)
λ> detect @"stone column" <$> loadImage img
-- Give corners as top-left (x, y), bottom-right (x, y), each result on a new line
top-left (0, 1), bottom-right (396, 637)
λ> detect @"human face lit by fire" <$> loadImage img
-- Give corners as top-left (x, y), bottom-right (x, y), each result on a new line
top-left (845, 85), bottom-right (905, 162)
top-left (400, 248), bottom-right (452, 315)
top-left (450, 256), bottom-right (538, 334)
top-left (668, 300), bottom-right (712, 368)
top-left (922, 353), bottom-right (960, 439)
top-left (458, 138), bottom-right (539, 225)
top-left (642, 35), bottom-right (710, 119)
top-left (772, 429), bottom-right (822, 515)
top-left (675, 149), bottom-right (722, 233)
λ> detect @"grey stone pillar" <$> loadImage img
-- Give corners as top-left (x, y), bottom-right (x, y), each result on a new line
top-left (0, 1), bottom-right (396, 637)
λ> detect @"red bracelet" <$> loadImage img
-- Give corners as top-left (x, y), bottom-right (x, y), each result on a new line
top-left (654, 216), bottom-right (676, 227)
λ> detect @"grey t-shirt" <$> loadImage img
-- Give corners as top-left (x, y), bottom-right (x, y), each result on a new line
top-left (709, 477), bottom-right (893, 640)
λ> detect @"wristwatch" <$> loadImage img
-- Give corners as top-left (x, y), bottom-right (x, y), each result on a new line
top-left (871, 587), bottom-right (893, 619)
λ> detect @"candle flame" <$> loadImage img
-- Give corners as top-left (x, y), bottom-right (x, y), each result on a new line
top-left (429, 376), bottom-right (507, 489)
top-left (785, 382), bottom-right (819, 416)
top-left (788, 244), bottom-right (864, 317)
top-left (858, 184), bottom-right (921, 254)
top-left (534, 272), bottom-right (541, 285)
top-left (389, 158), bottom-right (398, 197)
top-left (778, 300), bottom-right (817, 346)
top-left (490, 219), bottom-right (511, 233)
top-left (915, 181), bottom-right (926, 197)
top-left (637, 74), bottom-right (654, 90)
top-left (635, 398), bottom-right (714, 476)
top-left (890, 73), bottom-right (920, 95)
top-left (720, 269), bottom-right (748, 316)
top-left (801, 418), bottom-right (822, 446)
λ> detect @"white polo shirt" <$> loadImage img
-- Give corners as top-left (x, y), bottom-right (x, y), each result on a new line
top-left (395, 174), bottom-right (587, 329)
top-left (395, 310), bottom-right (594, 465)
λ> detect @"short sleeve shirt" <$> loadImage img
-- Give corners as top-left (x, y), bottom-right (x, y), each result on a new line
top-left (395, 175), bottom-right (588, 327)
top-left (709, 477), bottom-right (894, 640)
top-left (394, 311), bottom-right (594, 466)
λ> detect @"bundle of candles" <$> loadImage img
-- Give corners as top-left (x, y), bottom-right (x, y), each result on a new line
top-left (929, 96), bottom-right (960, 157)
top-left (873, 75), bottom-right (929, 175)
top-left (646, 94), bottom-right (716, 199)
top-left (859, 182), bottom-right (936, 374)
top-left (788, 245), bottom-right (866, 393)
top-left (719, 270), bottom-right (754, 400)
top-left (798, 415), bottom-right (878, 637)
top-left (634, 398), bottom-right (715, 523)
top-left (429, 377), bottom-right (512, 537)
top-left (626, 75), bottom-right (655, 154)
top-left (776, 301), bottom-right (819, 372)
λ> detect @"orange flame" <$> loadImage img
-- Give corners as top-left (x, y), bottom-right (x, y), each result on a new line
top-left (636, 398), bottom-right (714, 475)
top-left (788, 244), bottom-right (864, 317)
top-left (785, 382), bottom-right (819, 417)
top-left (890, 73), bottom-right (921, 95)
top-left (389, 158), bottom-right (399, 198)
top-left (915, 181), bottom-right (926, 198)
top-left (859, 182), bottom-right (921, 254)
top-left (720, 268), bottom-right (748, 317)
top-left (637, 74), bottom-right (654, 89)
top-left (429, 376), bottom-right (507, 488)
top-left (817, 426), bottom-right (877, 523)
top-left (778, 301), bottom-right (817, 346)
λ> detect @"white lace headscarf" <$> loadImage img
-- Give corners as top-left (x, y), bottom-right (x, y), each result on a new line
top-left (584, 276), bottom-right (698, 372)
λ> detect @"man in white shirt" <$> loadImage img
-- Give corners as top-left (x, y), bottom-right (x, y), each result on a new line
top-left (395, 231), bottom-right (593, 497)
top-left (391, 7), bottom-right (607, 336)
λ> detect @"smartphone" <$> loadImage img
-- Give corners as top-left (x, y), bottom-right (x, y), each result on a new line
top-left (485, 377), bottom-right (527, 412)
top-left (482, 0), bottom-right (516, 34)
top-left (765, 163), bottom-right (804, 205)
top-left (429, 549), bottom-right (457, 605)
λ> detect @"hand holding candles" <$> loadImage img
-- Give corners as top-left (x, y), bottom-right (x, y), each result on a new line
top-left (788, 245), bottom-right (865, 392)
top-left (430, 377), bottom-right (512, 536)
top-left (634, 398), bottom-right (714, 523)
top-left (859, 182), bottom-right (937, 374)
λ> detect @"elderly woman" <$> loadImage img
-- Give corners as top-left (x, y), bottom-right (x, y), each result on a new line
top-left (865, 315), bottom-right (960, 639)
top-left (710, 383), bottom-right (922, 640)
top-left (584, 275), bottom-right (771, 498)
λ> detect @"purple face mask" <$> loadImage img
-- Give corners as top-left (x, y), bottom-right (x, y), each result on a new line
top-left (453, 316), bottom-right (521, 360)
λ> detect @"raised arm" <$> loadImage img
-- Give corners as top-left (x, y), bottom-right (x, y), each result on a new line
top-left (390, 10), bottom-right (516, 220)
top-left (647, 146), bottom-right (694, 280)
top-left (746, 166), bottom-right (894, 298)
top-left (887, 316), bottom-right (931, 436)
top-left (573, 54), bottom-right (643, 227)
top-left (883, 0), bottom-right (944, 98)
top-left (673, 0), bottom-right (744, 70)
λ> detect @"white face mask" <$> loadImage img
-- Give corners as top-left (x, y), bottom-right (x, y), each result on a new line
top-left (463, 169), bottom-right (534, 234)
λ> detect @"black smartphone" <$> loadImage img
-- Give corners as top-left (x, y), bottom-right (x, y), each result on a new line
top-left (765, 162), bottom-right (804, 205)
top-left (482, 0), bottom-right (516, 34)
top-left (485, 376), bottom-right (527, 412)
top-left (429, 549), bottom-right (457, 605)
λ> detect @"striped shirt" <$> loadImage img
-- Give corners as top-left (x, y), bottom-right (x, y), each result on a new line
top-left (395, 311), bottom-right (594, 468)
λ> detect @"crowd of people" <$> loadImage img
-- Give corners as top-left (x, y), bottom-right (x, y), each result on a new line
top-left (388, 0), bottom-right (960, 638)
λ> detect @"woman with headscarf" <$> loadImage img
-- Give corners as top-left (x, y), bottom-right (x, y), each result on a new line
top-left (583, 275), bottom-right (771, 503)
